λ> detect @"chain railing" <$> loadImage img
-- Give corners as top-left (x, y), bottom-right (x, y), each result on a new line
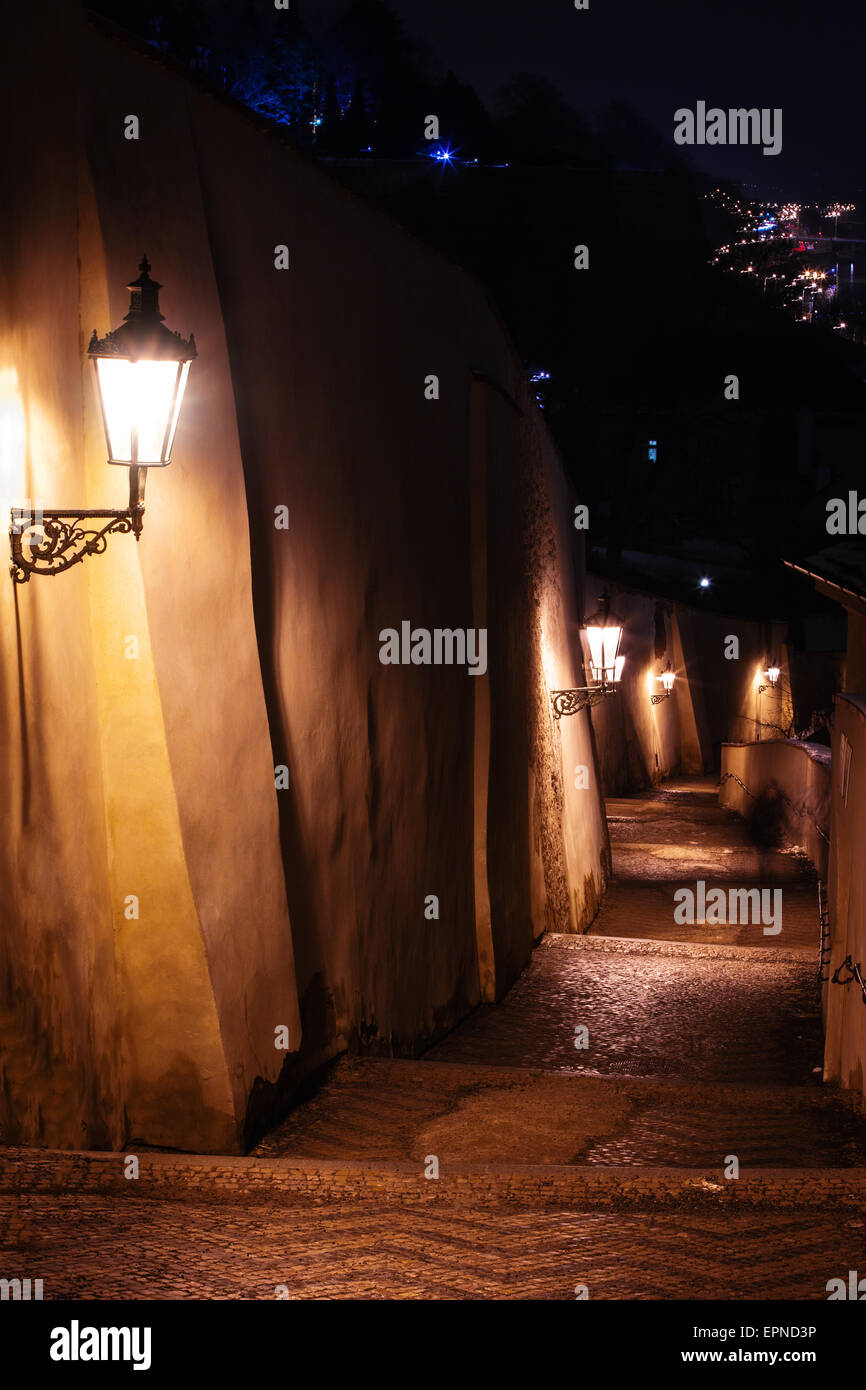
top-left (818, 879), bottom-right (832, 983)
top-left (717, 770), bottom-right (830, 845)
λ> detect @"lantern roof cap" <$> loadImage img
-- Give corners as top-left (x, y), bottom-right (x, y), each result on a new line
top-left (88, 256), bottom-right (196, 362)
top-left (585, 589), bottom-right (623, 628)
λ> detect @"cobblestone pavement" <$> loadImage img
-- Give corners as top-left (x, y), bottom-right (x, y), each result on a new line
top-left (253, 1057), bottom-right (866, 1168)
top-left (3, 780), bottom-right (864, 1299)
top-left (3, 1194), bottom-right (865, 1300)
top-left (594, 785), bottom-right (820, 950)
top-left (427, 935), bottom-right (824, 1083)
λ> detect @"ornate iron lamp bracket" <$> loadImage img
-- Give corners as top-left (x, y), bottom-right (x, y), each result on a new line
top-left (9, 467), bottom-right (146, 583)
top-left (651, 689), bottom-right (672, 706)
top-left (550, 685), bottom-right (616, 720)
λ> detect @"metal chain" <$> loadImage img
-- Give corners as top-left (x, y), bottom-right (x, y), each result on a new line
top-left (817, 879), bottom-right (832, 983)
top-left (831, 955), bottom-right (866, 1005)
top-left (718, 771), bottom-right (830, 844)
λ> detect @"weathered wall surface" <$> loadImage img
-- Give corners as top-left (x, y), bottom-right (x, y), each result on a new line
top-left (186, 30), bottom-right (609, 1044)
top-left (0, 3), bottom-right (124, 1151)
top-left (719, 740), bottom-right (831, 880)
top-left (532, 436), bottom-right (610, 938)
top-left (824, 694), bottom-right (866, 1105)
top-left (0, 1), bottom-right (301, 1153)
top-left (0, 3), bottom-right (608, 1149)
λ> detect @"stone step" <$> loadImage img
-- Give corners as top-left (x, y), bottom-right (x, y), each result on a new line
top-left (588, 881), bottom-right (819, 948)
top-left (3, 1143), bottom-right (866, 1211)
top-left (244, 1057), bottom-right (866, 1170)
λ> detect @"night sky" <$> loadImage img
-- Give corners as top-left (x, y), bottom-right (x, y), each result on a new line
top-left (376, 0), bottom-right (864, 200)
top-left (80, 0), bottom-right (866, 590)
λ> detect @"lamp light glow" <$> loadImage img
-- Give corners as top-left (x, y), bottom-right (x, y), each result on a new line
top-left (550, 591), bottom-right (625, 719)
top-left (94, 358), bottom-right (191, 466)
top-left (651, 660), bottom-right (675, 704)
top-left (584, 592), bottom-right (624, 686)
top-left (89, 256), bottom-right (195, 470)
top-left (10, 256), bottom-right (195, 582)
top-left (757, 661), bottom-right (781, 694)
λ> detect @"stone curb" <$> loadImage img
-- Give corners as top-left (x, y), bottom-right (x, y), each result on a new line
top-left (548, 933), bottom-right (815, 964)
top-left (3, 1149), bottom-right (866, 1210)
top-left (286, 1057), bottom-right (863, 1115)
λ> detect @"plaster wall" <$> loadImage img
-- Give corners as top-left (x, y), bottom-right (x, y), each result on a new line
top-left (0, 2), bottom-right (300, 1152)
top-left (0, 3), bottom-right (608, 1147)
top-left (0, 5), bottom-right (123, 1149)
top-left (186, 40), bottom-right (609, 1044)
top-left (824, 694), bottom-right (866, 1105)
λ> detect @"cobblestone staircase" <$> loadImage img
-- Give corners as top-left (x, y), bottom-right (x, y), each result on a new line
top-left (3, 780), bottom-right (865, 1298)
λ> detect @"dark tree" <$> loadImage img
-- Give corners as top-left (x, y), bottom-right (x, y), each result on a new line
top-left (318, 76), bottom-right (344, 153)
top-left (594, 100), bottom-right (685, 173)
top-left (434, 71), bottom-right (495, 161)
top-left (341, 78), bottom-right (373, 154)
top-left (494, 73), bottom-right (594, 166)
top-left (334, 0), bottom-right (440, 155)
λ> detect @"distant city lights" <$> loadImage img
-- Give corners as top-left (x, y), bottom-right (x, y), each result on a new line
top-left (704, 187), bottom-right (858, 334)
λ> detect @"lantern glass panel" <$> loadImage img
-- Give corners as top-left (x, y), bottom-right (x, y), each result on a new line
top-left (586, 625), bottom-right (605, 678)
top-left (585, 624), bottom-right (624, 682)
top-left (165, 361), bottom-right (190, 460)
top-left (95, 358), bottom-right (186, 466)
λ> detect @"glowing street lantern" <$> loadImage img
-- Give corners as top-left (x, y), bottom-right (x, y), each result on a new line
top-left (758, 662), bottom-right (781, 694)
top-left (89, 256), bottom-right (195, 476)
top-left (651, 661), bottom-right (676, 705)
top-left (10, 256), bottom-right (195, 582)
top-left (583, 592), bottom-right (625, 687)
top-left (550, 591), bottom-right (626, 719)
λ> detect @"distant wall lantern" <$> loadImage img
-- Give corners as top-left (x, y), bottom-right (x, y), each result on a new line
top-left (551, 591), bottom-right (625, 719)
top-left (758, 662), bottom-right (781, 693)
top-left (651, 661), bottom-right (676, 705)
top-left (10, 256), bottom-right (195, 582)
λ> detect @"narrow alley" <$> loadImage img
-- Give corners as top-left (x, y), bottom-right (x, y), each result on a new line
top-left (3, 779), bottom-right (865, 1299)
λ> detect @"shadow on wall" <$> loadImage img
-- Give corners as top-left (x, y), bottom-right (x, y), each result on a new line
top-left (228, 384), bottom-right (338, 1145)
